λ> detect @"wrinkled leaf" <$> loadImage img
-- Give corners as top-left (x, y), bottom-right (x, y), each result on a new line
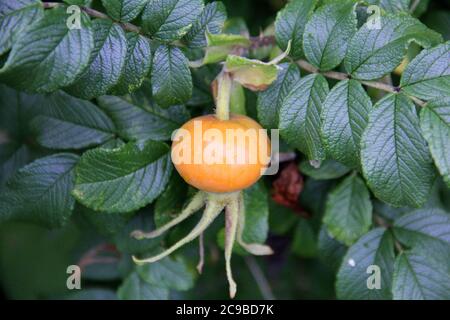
top-left (31, 91), bottom-right (116, 150)
top-left (323, 174), bottom-right (372, 245)
top-left (0, 7), bottom-right (93, 92)
top-left (321, 79), bottom-right (372, 168)
top-left (336, 228), bottom-right (395, 299)
top-left (279, 74), bottom-right (329, 161)
top-left (66, 19), bottom-right (127, 99)
top-left (345, 14), bottom-right (442, 80)
top-left (274, 0), bottom-right (317, 59)
top-left (401, 42), bottom-right (450, 100)
top-left (0, 154), bottom-right (79, 228)
top-left (73, 140), bottom-right (172, 213)
top-left (361, 93), bottom-right (435, 207)
top-left (303, 0), bottom-right (357, 71)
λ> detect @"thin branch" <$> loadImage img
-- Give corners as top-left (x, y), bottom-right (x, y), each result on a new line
top-left (410, 0), bottom-right (421, 13)
top-left (246, 36), bottom-right (426, 107)
top-left (373, 214), bottom-right (391, 228)
top-left (297, 59), bottom-right (348, 81)
top-left (249, 35), bottom-right (276, 50)
top-left (244, 256), bottom-right (276, 300)
top-left (78, 243), bottom-right (120, 271)
top-left (277, 152), bottom-right (297, 163)
top-left (296, 59), bottom-right (426, 107)
top-left (42, 2), bottom-right (141, 34)
top-left (394, 240), bottom-right (404, 253)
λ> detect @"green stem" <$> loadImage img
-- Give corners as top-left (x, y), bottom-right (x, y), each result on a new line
top-left (216, 72), bottom-right (232, 120)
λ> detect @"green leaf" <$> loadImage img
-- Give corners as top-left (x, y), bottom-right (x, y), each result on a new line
top-left (183, 1), bottom-right (227, 48)
top-left (299, 159), bottom-right (350, 180)
top-left (373, 200), bottom-right (411, 221)
top-left (321, 79), bottom-right (372, 168)
top-left (0, 143), bottom-right (30, 186)
top-left (114, 209), bottom-right (161, 255)
top-left (274, 0), bottom-right (317, 59)
top-left (151, 45), bottom-right (192, 107)
top-left (420, 97), bottom-right (450, 188)
top-left (222, 17), bottom-right (249, 36)
top-left (268, 200), bottom-right (298, 235)
top-left (424, 11), bottom-right (450, 41)
top-left (203, 32), bottom-right (251, 65)
top-left (257, 62), bottom-right (301, 129)
top-left (0, 154), bottom-right (79, 228)
top-left (110, 33), bottom-right (152, 95)
top-left (0, 84), bottom-right (46, 139)
top-left (229, 82), bottom-right (246, 115)
top-left (323, 174), bottom-right (372, 246)
top-left (318, 226), bottom-right (347, 272)
top-left (141, 0), bottom-right (204, 42)
top-left (303, 0), bottom-right (357, 71)
top-left (137, 257), bottom-right (195, 291)
top-left (100, 0), bottom-right (148, 22)
top-left (98, 95), bottom-right (189, 141)
top-left (241, 181), bottom-right (269, 244)
top-left (292, 219), bottom-right (317, 258)
top-left (224, 55), bottom-right (279, 91)
top-left (73, 140), bottom-right (172, 213)
top-left (0, 7), bottom-right (93, 93)
top-left (65, 19), bottom-right (127, 99)
top-left (344, 13), bottom-right (442, 80)
top-left (401, 42), bottom-right (450, 100)
top-left (392, 251), bottom-right (450, 300)
top-left (279, 74), bottom-right (329, 161)
top-left (78, 204), bottom-right (133, 236)
top-left (300, 178), bottom-right (335, 215)
top-left (30, 91), bottom-right (115, 150)
top-left (0, 0), bottom-right (43, 55)
top-left (419, 111), bottom-right (449, 157)
top-left (393, 209), bottom-right (450, 259)
top-left (361, 93), bottom-right (435, 207)
top-left (336, 228), bottom-right (395, 300)
top-left (154, 172), bottom-right (188, 228)
top-left (118, 272), bottom-right (169, 300)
